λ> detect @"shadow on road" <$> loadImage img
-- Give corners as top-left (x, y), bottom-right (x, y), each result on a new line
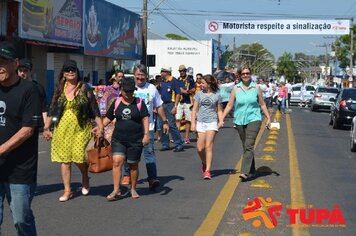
top-left (211, 169), bottom-right (237, 177)
top-left (137, 175), bottom-right (185, 196)
top-left (241, 166), bottom-right (280, 182)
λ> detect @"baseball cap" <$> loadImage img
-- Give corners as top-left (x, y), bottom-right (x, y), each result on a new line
top-left (160, 66), bottom-right (172, 72)
top-left (18, 58), bottom-right (33, 70)
top-left (178, 65), bottom-right (186, 71)
top-left (62, 59), bottom-right (78, 71)
top-left (121, 77), bottom-right (136, 92)
top-left (0, 42), bottom-right (17, 60)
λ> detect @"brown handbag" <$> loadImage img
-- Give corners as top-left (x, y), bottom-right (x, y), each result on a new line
top-left (87, 137), bottom-right (113, 173)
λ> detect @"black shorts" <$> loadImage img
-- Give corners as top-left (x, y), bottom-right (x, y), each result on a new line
top-left (111, 140), bottom-right (143, 164)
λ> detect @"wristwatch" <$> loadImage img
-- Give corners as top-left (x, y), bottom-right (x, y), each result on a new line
top-left (163, 120), bottom-right (168, 124)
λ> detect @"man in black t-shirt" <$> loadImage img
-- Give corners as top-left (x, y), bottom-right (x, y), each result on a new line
top-left (176, 65), bottom-right (195, 144)
top-left (18, 58), bottom-right (48, 128)
top-left (0, 42), bottom-right (41, 235)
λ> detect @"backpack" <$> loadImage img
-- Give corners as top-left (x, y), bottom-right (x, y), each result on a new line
top-left (113, 96), bottom-right (143, 114)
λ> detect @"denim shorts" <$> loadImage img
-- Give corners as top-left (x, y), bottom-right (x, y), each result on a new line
top-left (196, 121), bottom-right (218, 133)
top-left (111, 140), bottom-right (143, 164)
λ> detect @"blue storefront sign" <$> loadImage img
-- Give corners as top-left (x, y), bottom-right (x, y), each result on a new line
top-left (84, 0), bottom-right (143, 60)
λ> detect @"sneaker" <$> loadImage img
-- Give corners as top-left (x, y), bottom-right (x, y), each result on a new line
top-left (121, 176), bottom-right (131, 185)
top-left (148, 179), bottom-right (160, 190)
top-left (184, 137), bottom-right (190, 144)
top-left (173, 147), bottom-right (184, 152)
top-left (203, 170), bottom-right (211, 180)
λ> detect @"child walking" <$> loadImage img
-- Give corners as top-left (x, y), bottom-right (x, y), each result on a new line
top-left (191, 74), bottom-right (223, 179)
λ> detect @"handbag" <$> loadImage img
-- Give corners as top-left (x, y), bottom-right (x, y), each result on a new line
top-left (87, 137), bottom-right (113, 173)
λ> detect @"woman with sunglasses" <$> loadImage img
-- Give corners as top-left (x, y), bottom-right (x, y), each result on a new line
top-left (43, 59), bottom-right (104, 201)
top-left (220, 65), bottom-right (271, 181)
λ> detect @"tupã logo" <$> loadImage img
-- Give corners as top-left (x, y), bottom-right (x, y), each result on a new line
top-left (242, 196), bottom-right (283, 229)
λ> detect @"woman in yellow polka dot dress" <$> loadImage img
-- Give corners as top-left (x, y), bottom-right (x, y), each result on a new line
top-left (43, 60), bottom-right (103, 202)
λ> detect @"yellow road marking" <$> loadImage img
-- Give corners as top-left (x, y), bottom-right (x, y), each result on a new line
top-left (250, 179), bottom-right (272, 188)
top-left (286, 114), bottom-right (310, 236)
top-left (265, 140), bottom-right (277, 145)
top-left (263, 146), bottom-right (276, 153)
top-left (194, 121), bottom-right (266, 236)
top-left (260, 154), bottom-right (275, 161)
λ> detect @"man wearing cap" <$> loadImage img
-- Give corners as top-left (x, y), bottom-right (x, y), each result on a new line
top-left (176, 65), bottom-right (195, 144)
top-left (0, 41), bottom-right (41, 235)
top-left (17, 58), bottom-right (48, 129)
top-left (158, 66), bottom-right (184, 152)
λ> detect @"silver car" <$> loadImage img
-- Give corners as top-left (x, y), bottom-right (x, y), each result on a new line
top-left (310, 87), bottom-right (339, 111)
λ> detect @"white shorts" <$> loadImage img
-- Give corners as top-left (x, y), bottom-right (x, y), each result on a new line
top-left (176, 103), bottom-right (192, 121)
top-left (196, 121), bottom-right (218, 133)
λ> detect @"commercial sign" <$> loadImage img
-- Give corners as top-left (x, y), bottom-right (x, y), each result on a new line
top-left (205, 19), bottom-right (350, 35)
top-left (84, 0), bottom-right (142, 60)
top-left (243, 196), bottom-right (346, 229)
top-left (20, 0), bottom-right (83, 46)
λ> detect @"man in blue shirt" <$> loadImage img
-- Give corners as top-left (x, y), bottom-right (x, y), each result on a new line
top-left (158, 66), bottom-right (184, 152)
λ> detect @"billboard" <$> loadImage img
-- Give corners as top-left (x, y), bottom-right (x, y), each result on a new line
top-left (20, 0), bottom-right (83, 46)
top-left (147, 39), bottom-right (213, 77)
top-left (205, 19), bottom-right (350, 35)
top-left (84, 0), bottom-right (142, 60)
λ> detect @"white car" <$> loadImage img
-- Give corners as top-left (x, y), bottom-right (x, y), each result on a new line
top-left (350, 116), bottom-right (356, 152)
top-left (290, 83), bottom-right (316, 105)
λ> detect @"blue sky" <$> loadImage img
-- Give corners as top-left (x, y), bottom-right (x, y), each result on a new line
top-left (107, 0), bottom-right (356, 58)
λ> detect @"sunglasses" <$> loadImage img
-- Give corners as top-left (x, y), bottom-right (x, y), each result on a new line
top-left (241, 72), bottom-right (250, 76)
top-left (179, 70), bottom-right (186, 72)
top-left (64, 67), bottom-right (77, 72)
top-left (123, 90), bottom-right (135, 93)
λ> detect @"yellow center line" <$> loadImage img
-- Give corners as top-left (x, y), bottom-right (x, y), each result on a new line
top-left (194, 118), bottom-right (267, 236)
top-left (286, 114), bottom-right (310, 236)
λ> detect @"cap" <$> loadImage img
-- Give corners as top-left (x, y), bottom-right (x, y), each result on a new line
top-left (121, 77), bottom-right (136, 91)
top-left (62, 59), bottom-right (78, 70)
top-left (178, 65), bottom-right (186, 71)
top-left (160, 66), bottom-right (172, 73)
top-left (0, 42), bottom-right (17, 60)
top-left (18, 58), bottom-right (33, 70)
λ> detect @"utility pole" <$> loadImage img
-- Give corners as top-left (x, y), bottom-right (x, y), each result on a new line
top-left (217, 34), bottom-right (221, 70)
top-left (142, 0), bottom-right (148, 67)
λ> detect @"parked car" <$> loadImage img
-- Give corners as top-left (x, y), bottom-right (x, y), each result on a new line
top-left (350, 116), bottom-right (356, 152)
top-left (310, 87), bottom-right (339, 111)
top-left (290, 83), bottom-right (316, 105)
top-left (329, 88), bottom-right (356, 129)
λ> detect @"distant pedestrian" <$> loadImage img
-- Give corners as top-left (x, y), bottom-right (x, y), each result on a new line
top-left (43, 59), bottom-right (104, 202)
top-left (176, 65), bottom-right (195, 144)
top-left (0, 41), bottom-right (41, 236)
top-left (17, 58), bottom-right (48, 127)
top-left (286, 81), bottom-right (292, 108)
top-left (221, 65), bottom-right (271, 181)
top-left (191, 74), bottom-right (223, 180)
top-left (158, 66), bottom-right (184, 152)
top-left (103, 77), bottom-right (149, 200)
top-left (277, 81), bottom-right (288, 114)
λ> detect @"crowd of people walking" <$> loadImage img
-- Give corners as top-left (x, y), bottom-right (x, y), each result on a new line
top-left (0, 41), bottom-right (274, 236)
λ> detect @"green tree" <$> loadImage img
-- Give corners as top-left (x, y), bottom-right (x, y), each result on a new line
top-left (333, 24), bottom-right (356, 72)
top-left (226, 42), bottom-right (275, 74)
top-left (277, 52), bottom-right (298, 82)
top-left (165, 33), bottom-right (188, 40)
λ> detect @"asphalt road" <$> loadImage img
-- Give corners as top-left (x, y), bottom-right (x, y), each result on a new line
top-left (1, 106), bottom-right (356, 236)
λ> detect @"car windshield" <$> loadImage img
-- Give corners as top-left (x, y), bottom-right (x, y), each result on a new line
top-left (343, 90), bottom-right (356, 100)
top-left (292, 86), bottom-right (301, 91)
top-left (318, 87), bottom-right (339, 93)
